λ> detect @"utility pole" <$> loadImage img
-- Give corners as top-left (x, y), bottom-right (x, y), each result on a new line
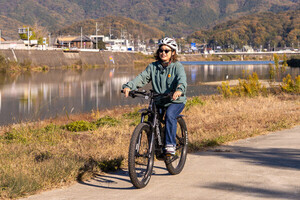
top-left (96, 22), bottom-right (98, 49)
top-left (80, 27), bottom-right (83, 49)
top-left (48, 33), bottom-right (51, 47)
top-left (28, 27), bottom-right (30, 49)
top-left (109, 25), bottom-right (112, 40)
top-left (0, 30), bottom-right (1, 46)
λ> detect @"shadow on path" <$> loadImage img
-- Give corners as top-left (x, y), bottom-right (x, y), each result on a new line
top-left (79, 164), bottom-right (170, 190)
top-left (203, 146), bottom-right (300, 170)
top-left (199, 145), bottom-right (300, 199)
top-left (204, 183), bottom-right (300, 200)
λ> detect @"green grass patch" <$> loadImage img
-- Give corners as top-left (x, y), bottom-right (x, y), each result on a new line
top-left (122, 109), bottom-right (142, 126)
top-left (2, 129), bottom-right (28, 144)
top-left (64, 116), bottom-right (120, 132)
top-left (185, 96), bottom-right (205, 111)
top-left (122, 109), bottom-right (140, 119)
top-left (266, 120), bottom-right (291, 132)
top-left (94, 116), bottom-right (120, 127)
top-left (65, 120), bottom-right (97, 132)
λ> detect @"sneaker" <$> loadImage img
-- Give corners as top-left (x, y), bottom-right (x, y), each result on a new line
top-left (165, 145), bottom-right (176, 156)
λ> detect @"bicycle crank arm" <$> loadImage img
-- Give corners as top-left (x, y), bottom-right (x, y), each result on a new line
top-left (165, 155), bottom-right (179, 165)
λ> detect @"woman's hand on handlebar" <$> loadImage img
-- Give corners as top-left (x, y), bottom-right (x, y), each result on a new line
top-left (123, 88), bottom-right (131, 98)
top-left (172, 91), bottom-right (182, 100)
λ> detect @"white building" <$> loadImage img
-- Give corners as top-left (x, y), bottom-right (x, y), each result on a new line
top-left (0, 40), bottom-right (26, 49)
top-left (90, 35), bottom-right (134, 52)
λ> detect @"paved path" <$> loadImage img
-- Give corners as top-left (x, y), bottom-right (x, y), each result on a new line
top-left (23, 126), bottom-right (300, 200)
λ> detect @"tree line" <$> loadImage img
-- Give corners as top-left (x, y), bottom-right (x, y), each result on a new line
top-left (188, 10), bottom-right (300, 49)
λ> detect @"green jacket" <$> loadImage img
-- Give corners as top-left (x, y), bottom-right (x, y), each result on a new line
top-left (122, 61), bottom-right (187, 106)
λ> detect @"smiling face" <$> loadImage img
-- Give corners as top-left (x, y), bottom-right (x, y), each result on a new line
top-left (158, 45), bottom-right (175, 63)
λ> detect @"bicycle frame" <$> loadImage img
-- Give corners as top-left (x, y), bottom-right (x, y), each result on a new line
top-left (136, 91), bottom-right (168, 160)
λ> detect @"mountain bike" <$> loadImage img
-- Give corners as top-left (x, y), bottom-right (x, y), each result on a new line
top-left (122, 89), bottom-right (188, 189)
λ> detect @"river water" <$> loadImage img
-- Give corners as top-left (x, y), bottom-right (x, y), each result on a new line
top-left (0, 61), bottom-right (299, 125)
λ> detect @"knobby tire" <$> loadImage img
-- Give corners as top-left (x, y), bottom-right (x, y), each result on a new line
top-left (165, 117), bottom-right (188, 175)
top-left (128, 123), bottom-right (154, 188)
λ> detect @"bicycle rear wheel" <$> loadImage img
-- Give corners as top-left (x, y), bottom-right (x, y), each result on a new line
top-left (165, 117), bottom-right (188, 175)
top-left (128, 123), bottom-right (154, 188)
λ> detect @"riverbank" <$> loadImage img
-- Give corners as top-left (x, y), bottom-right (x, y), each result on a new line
top-left (0, 93), bottom-right (299, 199)
top-left (0, 50), bottom-right (144, 69)
top-left (0, 49), bottom-right (291, 71)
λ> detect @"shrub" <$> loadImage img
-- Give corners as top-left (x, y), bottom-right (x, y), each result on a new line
top-left (65, 120), bottom-right (96, 132)
top-left (42, 124), bottom-right (59, 132)
top-left (94, 116), bottom-right (120, 127)
top-left (236, 73), bottom-right (262, 97)
top-left (218, 72), bottom-right (267, 98)
top-left (20, 59), bottom-right (32, 70)
top-left (217, 82), bottom-right (232, 98)
top-left (2, 130), bottom-right (27, 144)
top-left (268, 63), bottom-right (275, 82)
top-left (0, 54), bottom-right (6, 66)
top-left (281, 54), bottom-right (288, 73)
top-left (273, 54), bottom-right (280, 75)
top-left (280, 74), bottom-right (300, 94)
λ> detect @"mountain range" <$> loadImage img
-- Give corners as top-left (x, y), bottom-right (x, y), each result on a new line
top-left (0, 0), bottom-right (300, 39)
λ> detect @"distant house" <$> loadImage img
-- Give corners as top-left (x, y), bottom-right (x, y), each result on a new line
top-left (55, 35), bottom-right (95, 49)
top-left (242, 45), bottom-right (254, 52)
top-left (100, 37), bottom-right (134, 51)
top-left (0, 36), bottom-right (26, 49)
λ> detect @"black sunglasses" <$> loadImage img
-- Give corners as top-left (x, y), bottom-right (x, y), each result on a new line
top-left (158, 49), bottom-right (171, 53)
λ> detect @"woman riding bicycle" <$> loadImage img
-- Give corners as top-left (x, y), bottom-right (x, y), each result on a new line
top-left (122, 37), bottom-right (187, 156)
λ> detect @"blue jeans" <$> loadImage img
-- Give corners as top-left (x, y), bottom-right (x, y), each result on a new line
top-left (165, 103), bottom-right (185, 146)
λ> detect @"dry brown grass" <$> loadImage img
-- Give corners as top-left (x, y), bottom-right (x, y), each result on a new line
top-left (185, 94), bottom-right (300, 150)
top-left (0, 94), bottom-right (299, 199)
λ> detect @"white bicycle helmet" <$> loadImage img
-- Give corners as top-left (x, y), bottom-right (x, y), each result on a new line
top-left (158, 37), bottom-right (178, 54)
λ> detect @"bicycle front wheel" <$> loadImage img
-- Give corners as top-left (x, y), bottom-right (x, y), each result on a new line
top-left (165, 117), bottom-right (188, 175)
top-left (128, 123), bottom-right (154, 188)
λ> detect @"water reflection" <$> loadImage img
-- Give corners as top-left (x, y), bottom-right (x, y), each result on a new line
top-left (0, 64), bottom-right (299, 125)
top-left (186, 64), bottom-right (299, 84)
top-left (0, 68), bottom-right (136, 125)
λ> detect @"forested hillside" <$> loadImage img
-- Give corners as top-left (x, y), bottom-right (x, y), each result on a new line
top-left (0, 0), bottom-right (299, 39)
top-left (188, 10), bottom-right (300, 49)
top-left (57, 16), bottom-right (164, 40)
top-left (0, 15), bottom-right (24, 39)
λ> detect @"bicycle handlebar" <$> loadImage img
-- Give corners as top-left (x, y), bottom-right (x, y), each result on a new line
top-left (121, 89), bottom-right (174, 99)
